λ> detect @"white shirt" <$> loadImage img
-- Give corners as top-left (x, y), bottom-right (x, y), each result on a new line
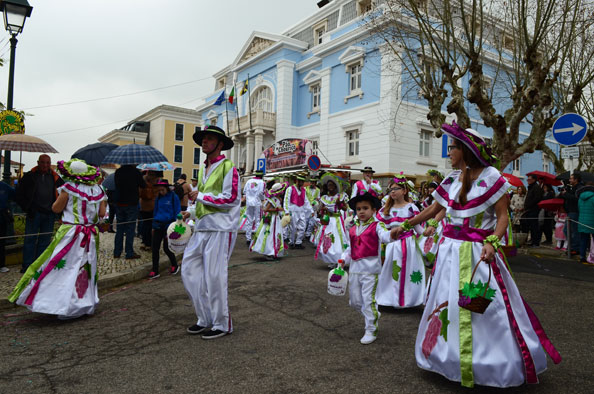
top-left (243, 178), bottom-right (265, 207)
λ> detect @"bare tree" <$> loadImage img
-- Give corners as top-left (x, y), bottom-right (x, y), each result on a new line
top-left (367, 0), bottom-right (594, 171)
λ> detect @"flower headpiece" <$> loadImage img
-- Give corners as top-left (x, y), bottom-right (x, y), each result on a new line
top-left (267, 182), bottom-right (288, 197)
top-left (320, 173), bottom-right (345, 195)
top-left (57, 159), bottom-right (102, 185)
top-left (441, 121), bottom-right (501, 170)
top-left (393, 172), bottom-right (408, 188)
top-left (427, 169), bottom-right (444, 179)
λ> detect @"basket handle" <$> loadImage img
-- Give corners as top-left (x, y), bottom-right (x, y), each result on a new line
top-left (469, 258), bottom-right (492, 297)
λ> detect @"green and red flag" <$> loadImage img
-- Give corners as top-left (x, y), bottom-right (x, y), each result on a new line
top-left (228, 86), bottom-right (235, 104)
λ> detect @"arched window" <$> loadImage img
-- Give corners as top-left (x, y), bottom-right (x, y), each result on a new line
top-left (252, 87), bottom-right (273, 112)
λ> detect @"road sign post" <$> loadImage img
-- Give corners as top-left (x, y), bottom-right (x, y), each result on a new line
top-left (256, 158), bottom-right (266, 174)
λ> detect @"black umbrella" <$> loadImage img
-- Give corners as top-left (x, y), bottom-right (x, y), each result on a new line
top-left (102, 173), bottom-right (116, 191)
top-left (556, 170), bottom-right (594, 183)
top-left (72, 142), bottom-right (119, 167)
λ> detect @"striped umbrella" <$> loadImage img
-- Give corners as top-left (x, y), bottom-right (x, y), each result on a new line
top-left (0, 133), bottom-right (58, 153)
top-left (101, 144), bottom-right (168, 165)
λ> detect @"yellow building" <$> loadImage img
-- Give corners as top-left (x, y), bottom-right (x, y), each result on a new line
top-left (98, 105), bottom-right (203, 181)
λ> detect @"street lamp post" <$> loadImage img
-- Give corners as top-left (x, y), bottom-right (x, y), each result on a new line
top-left (0, 0), bottom-right (32, 184)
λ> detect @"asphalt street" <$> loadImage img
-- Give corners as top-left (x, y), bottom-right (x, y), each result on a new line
top-left (1, 241), bottom-right (593, 394)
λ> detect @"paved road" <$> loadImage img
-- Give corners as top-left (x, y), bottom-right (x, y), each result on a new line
top-left (2, 241), bottom-right (593, 393)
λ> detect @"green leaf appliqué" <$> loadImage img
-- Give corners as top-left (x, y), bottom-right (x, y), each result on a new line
top-left (410, 270), bottom-right (423, 284)
top-left (439, 308), bottom-right (449, 341)
top-left (392, 261), bottom-right (401, 281)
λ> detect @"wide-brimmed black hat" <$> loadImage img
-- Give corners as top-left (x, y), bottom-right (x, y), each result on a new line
top-left (193, 125), bottom-right (234, 151)
top-left (361, 166), bottom-right (375, 173)
top-left (348, 191), bottom-right (381, 211)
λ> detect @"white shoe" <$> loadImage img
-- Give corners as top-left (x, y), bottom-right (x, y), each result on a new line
top-left (0, 267), bottom-right (9, 273)
top-left (360, 332), bottom-right (376, 345)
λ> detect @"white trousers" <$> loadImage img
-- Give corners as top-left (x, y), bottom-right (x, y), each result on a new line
top-left (349, 273), bottom-right (380, 335)
top-left (244, 205), bottom-right (261, 241)
top-left (181, 231), bottom-right (237, 333)
top-left (288, 210), bottom-right (307, 245)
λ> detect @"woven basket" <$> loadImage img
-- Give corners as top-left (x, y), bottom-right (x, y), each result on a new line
top-left (459, 259), bottom-right (493, 314)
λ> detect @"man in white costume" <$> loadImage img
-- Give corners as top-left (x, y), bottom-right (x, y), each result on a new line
top-left (284, 175), bottom-right (312, 249)
top-left (183, 125), bottom-right (240, 340)
top-left (242, 171), bottom-right (265, 246)
top-left (351, 166), bottom-right (383, 199)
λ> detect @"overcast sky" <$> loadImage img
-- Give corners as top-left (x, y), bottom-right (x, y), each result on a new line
top-left (0, 0), bottom-right (319, 171)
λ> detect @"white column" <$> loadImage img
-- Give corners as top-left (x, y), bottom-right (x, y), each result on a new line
top-left (231, 136), bottom-right (238, 165)
top-left (253, 129), bottom-right (264, 171)
top-left (379, 43), bottom-right (402, 174)
top-left (319, 67), bottom-right (332, 164)
top-left (275, 59), bottom-right (296, 141)
top-left (246, 132), bottom-right (255, 174)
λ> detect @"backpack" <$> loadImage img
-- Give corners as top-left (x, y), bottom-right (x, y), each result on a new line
top-left (174, 181), bottom-right (186, 201)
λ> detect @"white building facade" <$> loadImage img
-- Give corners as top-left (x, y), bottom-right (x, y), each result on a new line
top-left (196, 0), bottom-right (561, 180)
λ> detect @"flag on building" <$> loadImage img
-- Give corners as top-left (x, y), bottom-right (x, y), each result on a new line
top-left (240, 79), bottom-right (249, 96)
top-left (214, 90), bottom-right (225, 105)
top-left (228, 86), bottom-right (235, 104)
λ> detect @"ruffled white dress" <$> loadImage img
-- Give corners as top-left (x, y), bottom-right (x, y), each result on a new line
top-left (250, 196), bottom-right (286, 258)
top-left (313, 194), bottom-right (349, 267)
top-left (416, 167), bottom-right (561, 388)
top-left (9, 182), bottom-right (106, 317)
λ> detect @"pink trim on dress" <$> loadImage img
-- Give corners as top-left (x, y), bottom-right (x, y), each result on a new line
top-left (435, 176), bottom-right (507, 210)
top-left (62, 183), bottom-right (106, 201)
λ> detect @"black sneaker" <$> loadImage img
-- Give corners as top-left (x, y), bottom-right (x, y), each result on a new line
top-left (187, 324), bottom-right (208, 335)
top-left (201, 329), bottom-right (228, 340)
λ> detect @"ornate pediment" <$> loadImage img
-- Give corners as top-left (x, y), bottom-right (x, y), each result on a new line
top-left (238, 37), bottom-right (276, 64)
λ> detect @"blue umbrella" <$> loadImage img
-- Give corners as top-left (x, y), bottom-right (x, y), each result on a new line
top-left (72, 142), bottom-right (118, 167)
top-left (136, 161), bottom-right (175, 171)
top-left (102, 144), bottom-right (168, 165)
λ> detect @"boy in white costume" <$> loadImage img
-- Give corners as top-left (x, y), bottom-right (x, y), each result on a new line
top-left (283, 175), bottom-right (312, 249)
top-left (341, 192), bottom-right (393, 345)
top-left (182, 125), bottom-right (240, 340)
top-left (242, 171), bottom-right (265, 246)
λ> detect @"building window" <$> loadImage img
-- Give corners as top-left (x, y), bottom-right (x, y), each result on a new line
top-left (173, 168), bottom-right (182, 182)
top-left (310, 137), bottom-right (320, 155)
top-left (192, 168), bottom-right (199, 180)
top-left (347, 130), bottom-right (359, 157)
top-left (175, 124), bottom-right (184, 141)
top-left (543, 154), bottom-right (551, 173)
top-left (210, 117), bottom-right (217, 126)
top-left (349, 63), bottom-right (362, 93)
top-left (512, 158), bottom-right (521, 172)
top-left (253, 86), bottom-right (273, 112)
top-left (357, 0), bottom-right (373, 16)
top-left (174, 145), bottom-right (183, 163)
top-left (312, 84), bottom-right (321, 111)
top-left (194, 147), bottom-right (201, 165)
top-left (315, 26), bottom-right (325, 45)
top-left (419, 130), bottom-right (432, 157)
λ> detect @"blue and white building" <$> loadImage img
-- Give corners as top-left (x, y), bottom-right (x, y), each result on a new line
top-left (195, 0), bottom-right (562, 180)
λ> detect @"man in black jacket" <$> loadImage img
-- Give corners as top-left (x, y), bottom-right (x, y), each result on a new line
top-left (523, 174), bottom-right (543, 246)
top-left (15, 154), bottom-right (64, 272)
top-left (561, 172), bottom-right (583, 254)
top-left (113, 165), bottom-right (146, 259)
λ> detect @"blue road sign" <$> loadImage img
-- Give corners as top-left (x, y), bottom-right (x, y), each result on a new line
top-left (256, 158), bottom-right (266, 174)
top-left (552, 113), bottom-right (588, 146)
top-left (307, 155), bottom-right (321, 171)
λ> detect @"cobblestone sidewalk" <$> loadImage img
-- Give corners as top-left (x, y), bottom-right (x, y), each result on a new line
top-left (0, 232), bottom-right (166, 300)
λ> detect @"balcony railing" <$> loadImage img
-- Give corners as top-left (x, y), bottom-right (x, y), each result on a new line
top-left (228, 110), bottom-right (276, 135)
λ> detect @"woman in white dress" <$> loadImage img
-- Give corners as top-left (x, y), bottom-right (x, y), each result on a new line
top-left (9, 159), bottom-right (107, 319)
top-left (250, 182), bottom-right (287, 260)
top-left (313, 173), bottom-right (349, 268)
top-left (376, 174), bottom-right (426, 308)
top-left (392, 122), bottom-right (561, 388)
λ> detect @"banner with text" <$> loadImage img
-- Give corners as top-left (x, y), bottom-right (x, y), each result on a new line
top-left (261, 139), bottom-right (313, 170)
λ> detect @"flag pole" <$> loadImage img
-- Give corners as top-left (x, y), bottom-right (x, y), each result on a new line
top-left (247, 73), bottom-right (252, 131)
top-left (235, 79), bottom-right (241, 133)
top-left (224, 91), bottom-right (230, 134)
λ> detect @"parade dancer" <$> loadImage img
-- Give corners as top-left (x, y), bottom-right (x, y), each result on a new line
top-left (351, 166), bottom-right (382, 199)
top-left (182, 125), bottom-right (240, 340)
top-left (242, 171), bottom-right (265, 246)
top-left (250, 182), bottom-right (287, 260)
top-left (304, 178), bottom-right (320, 239)
top-left (393, 122), bottom-right (561, 388)
top-left (284, 175), bottom-right (312, 249)
top-left (9, 159), bottom-right (106, 319)
top-left (314, 173), bottom-right (349, 268)
top-left (341, 192), bottom-right (393, 344)
top-left (375, 174), bottom-right (426, 308)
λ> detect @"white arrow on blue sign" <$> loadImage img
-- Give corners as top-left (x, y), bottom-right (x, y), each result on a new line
top-left (552, 113), bottom-right (588, 146)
